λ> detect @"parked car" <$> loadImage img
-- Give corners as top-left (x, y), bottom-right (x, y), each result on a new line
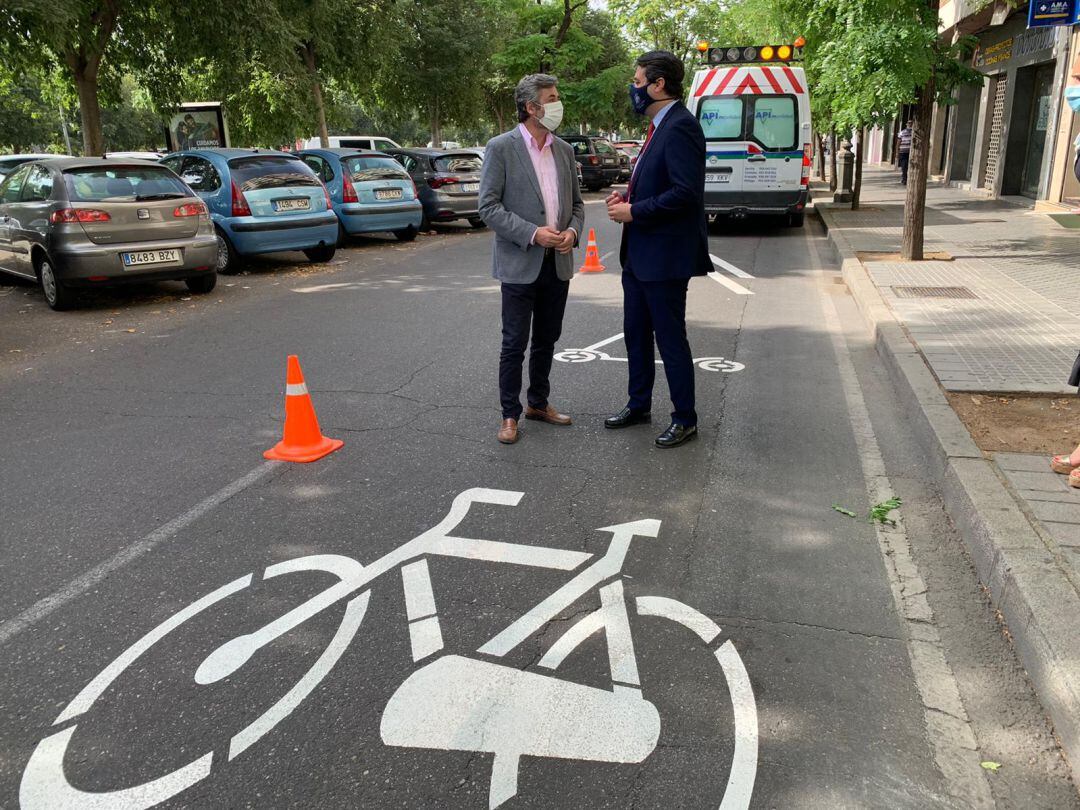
top-left (561, 135), bottom-right (621, 191)
top-left (0, 154), bottom-right (64, 181)
top-left (0, 157), bottom-right (218, 310)
top-left (613, 142), bottom-right (642, 174)
top-left (297, 148), bottom-right (423, 243)
top-left (299, 135), bottom-right (401, 151)
top-left (384, 148), bottom-right (485, 230)
top-left (160, 148), bottom-right (339, 274)
top-left (615, 149), bottom-right (633, 182)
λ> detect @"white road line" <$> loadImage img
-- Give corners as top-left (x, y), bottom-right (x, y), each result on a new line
top-left (708, 271), bottom-right (754, 296)
top-left (709, 254), bottom-right (754, 278)
top-left (0, 461), bottom-right (280, 647)
top-left (806, 236), bottom-right (995, 807)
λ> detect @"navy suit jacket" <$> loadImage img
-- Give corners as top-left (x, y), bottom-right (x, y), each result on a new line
top-left (620, 102), bottom-right (712, 282)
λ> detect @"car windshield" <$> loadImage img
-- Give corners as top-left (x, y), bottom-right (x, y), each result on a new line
top-left (434, 155), bottom-right (482, 173)
top-left (64, 166), bottom-right (190, 202)
top-left (343, 156), bottom-right (410, 182)
top-left (228, 156), bottom-right (321, 191)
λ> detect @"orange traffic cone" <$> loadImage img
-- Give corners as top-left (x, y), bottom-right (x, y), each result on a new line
top-left (579, 229), bottom-right (605, 273)
top-left (263, 355), bottom-right (344, 463)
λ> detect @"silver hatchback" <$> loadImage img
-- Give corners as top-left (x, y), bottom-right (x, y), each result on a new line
top-left (0, 157), bottom-right (218, 310)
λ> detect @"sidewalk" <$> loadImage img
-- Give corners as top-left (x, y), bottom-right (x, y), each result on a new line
top-left (821, 166), bottom-right (1079, 393)
top-left (816, 168), bottom-right (1080, 779)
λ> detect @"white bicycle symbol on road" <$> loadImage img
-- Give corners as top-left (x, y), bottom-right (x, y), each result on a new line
top-left (555, 333), bottom-right (745, 373)
top-left (21, 488), bottom-right (758, 810)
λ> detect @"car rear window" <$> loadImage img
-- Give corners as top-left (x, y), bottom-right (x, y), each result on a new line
top-left (594, 140), bottom-right (617, 155)
top-left (228, 156), bottom-right (321, 191)
top-left (342, 156), bottom-right (410, 182)
top-left (64, 166), bottom-right (191, 202)
top-left (434, 155), bottom-right (482, 173)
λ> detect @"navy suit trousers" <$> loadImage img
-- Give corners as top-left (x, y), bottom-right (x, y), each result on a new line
top-left (499, 253), bottom-right (570, 420)
top-left (622, 268), bottom-right (697, 426)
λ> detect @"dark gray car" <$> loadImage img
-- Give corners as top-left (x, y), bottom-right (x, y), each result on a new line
top-left (384, 148), bottom-right (485, 230)
top-left (0, 157), bottom-right (218, 310)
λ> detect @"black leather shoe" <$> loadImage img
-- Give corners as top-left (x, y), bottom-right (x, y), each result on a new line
top-left (605, 407), bottom-right (651, 429)
top-left (655, 422), bottom-right (697, 448)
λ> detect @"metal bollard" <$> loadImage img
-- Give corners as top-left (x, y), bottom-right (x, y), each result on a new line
top-left (833, 139), bottom-right (854, 203)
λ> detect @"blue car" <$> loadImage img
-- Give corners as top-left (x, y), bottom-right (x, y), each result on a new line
top-left (296, 149), bottom-right (423, 243)
top-left (160, 148), bottom-right (339, 274)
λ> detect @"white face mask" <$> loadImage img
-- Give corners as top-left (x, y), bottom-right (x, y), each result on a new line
top-left (536, 100), bottom-right (564, 132)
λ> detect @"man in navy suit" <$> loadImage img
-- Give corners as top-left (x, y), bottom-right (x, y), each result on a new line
top-left (605, 50), bottom-right (711, 448)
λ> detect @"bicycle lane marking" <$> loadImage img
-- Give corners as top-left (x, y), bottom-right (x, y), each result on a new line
top-left (0, 461), bottom-right (282, 648)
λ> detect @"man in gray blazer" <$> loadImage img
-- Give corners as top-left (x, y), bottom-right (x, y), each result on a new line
top-left (479, 73), bottom-right (585, 445)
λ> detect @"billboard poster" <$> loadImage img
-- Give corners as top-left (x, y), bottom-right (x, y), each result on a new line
top-left (166, 104), bottom-right (228, 151)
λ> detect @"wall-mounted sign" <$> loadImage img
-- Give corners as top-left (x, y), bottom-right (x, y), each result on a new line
top-left (974, 38), bottom-right (1013, 68)
top-left (1028, 0), bottom-right (1074, 27)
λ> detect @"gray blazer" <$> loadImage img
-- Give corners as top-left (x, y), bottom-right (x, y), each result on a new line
top-left (478, 127), bottom-right (585, 284)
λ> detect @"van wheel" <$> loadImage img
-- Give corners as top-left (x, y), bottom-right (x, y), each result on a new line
top-left (185, 272), bottom-right (217, 294)
top-left (788, 211), bottom-right (805, 228)
top-left (38, 257), bottom-right (75, 311)
top-left (468, 217), bottom-right (486, 229)
top-left (215, 227), bottom-right (241, 275)
top-left (304, 244), bottom-right (336, 263)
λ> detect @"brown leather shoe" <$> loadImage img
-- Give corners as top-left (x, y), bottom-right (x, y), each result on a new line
top-left (525, 404), bottom-right (572, 426)
top-left (498, 418), bottom-right (519, 444)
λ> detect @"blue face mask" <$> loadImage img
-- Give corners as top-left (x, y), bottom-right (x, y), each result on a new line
top-left (629, 82), bottom-right (655, 116)
top-left (1067, 86), bottom-right (1080, 113)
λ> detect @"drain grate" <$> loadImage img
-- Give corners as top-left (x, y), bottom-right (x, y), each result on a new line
top-left (892, 286), bottom-right (978, 299)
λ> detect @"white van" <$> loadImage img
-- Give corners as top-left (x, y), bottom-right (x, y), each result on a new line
top-left (299, 135), bottom-right (401, 151)
top-left (686, 63), bottom-right (811, 226)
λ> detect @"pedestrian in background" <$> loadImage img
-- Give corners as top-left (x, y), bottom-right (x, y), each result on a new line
top-left (479, 73), bottom-right (584, 445)
top-left (605, 51), bottom-right (710, 448)
top-left (897, 121), bottom-right (913, 186)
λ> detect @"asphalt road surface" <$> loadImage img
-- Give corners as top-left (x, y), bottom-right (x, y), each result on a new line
top-left (1, 193), bottom-right (1076, 809)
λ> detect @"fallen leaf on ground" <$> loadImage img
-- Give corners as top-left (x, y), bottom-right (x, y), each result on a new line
top-left (980, 761), bottom-right (1001, 772)
top-left (832, 505), bottom-right (857, 518)
top-left (124, 329), bottom-right (136, 333)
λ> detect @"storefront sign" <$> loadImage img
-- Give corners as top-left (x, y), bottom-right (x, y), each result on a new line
top-left (975, 38), bottom-right (1013, 68)
top-left (1028, 0), bottom-right (1073, 26)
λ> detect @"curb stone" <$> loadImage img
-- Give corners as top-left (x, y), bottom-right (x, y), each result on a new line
top-left (816, 202), bottom-right (1080, 776)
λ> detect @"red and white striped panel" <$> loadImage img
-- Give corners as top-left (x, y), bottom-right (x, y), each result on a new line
top-left (692, 66), bottom-right (805, 98)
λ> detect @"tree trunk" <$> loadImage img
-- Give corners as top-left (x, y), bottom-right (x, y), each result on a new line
top-left (73, 66), bottom-right (104, 156)
top-left (901, 79), bottom-right (935, 260)
top-left (493, 103), bottom-right (504, 133)
top-left (554, 0), bottom-right (587, 48)
top-left (430, 97), bottom-right (441, 147)
top-left (301, 44), bottom-right (330, 148)
top-left (815, 131), bottom-right (826, 180)
top-left (852, 126), bottom-right (866, 210)
top-left (829, 130), bottom-right (838, 192)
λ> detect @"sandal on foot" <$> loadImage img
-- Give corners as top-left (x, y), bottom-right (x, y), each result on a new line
top-left (1051, 454), bottom-right (1080, 475)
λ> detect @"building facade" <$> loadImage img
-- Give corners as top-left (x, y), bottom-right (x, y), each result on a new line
top-left (937, 3), bottom-right (1076, 204)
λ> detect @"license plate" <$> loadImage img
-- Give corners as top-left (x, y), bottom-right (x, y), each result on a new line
top-left (707, 173), bottom-right (731, 183)
top-left (273, 198), bottom-right (310, 212)
top-left (604, 159), bottom-right (615, 165)
top-left (375, 189), bottom-right (403, 200)
top-left (122, 249), bottom-right (181, 267)
top-left (461, 183), bottom-right (479, 193)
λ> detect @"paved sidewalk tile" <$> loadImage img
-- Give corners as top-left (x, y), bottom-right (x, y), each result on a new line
top-left (997, 456), bottom-right (1080, 574)
top-left (824, 167), bottom-right (1080, 393)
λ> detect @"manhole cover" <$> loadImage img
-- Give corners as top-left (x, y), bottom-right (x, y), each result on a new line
top-left (892, 286), bottom-right (977, 299)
